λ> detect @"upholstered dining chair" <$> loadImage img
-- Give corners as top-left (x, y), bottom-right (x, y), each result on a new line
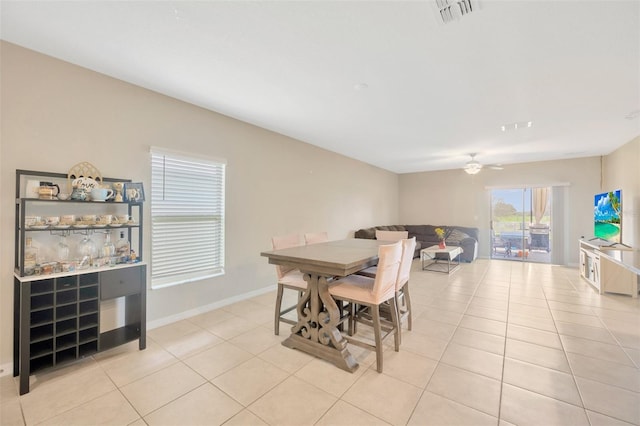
top-left (304, 231), bottom-right (329, 245)
top-left (328, 241), bottom-right (402, 373)
top-left (271, 234), bottom-right (307, 335)
top-left (357, 237), bottom-right (416, 344)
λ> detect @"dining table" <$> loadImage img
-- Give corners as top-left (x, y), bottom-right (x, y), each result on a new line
top-left (261, 238), bottom-right (386, 372)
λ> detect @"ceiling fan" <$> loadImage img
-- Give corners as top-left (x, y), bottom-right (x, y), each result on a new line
top-left (463, 153), bottom-right (504, 175)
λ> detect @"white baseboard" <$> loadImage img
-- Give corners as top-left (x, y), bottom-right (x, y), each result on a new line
top-left (0, 362), bottom-right (12, 378)
top-left (146, 285), bottom-right (277, 330)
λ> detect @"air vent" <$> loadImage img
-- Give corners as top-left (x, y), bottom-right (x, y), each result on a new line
top-left (435, 0), bottom-right (477, 24)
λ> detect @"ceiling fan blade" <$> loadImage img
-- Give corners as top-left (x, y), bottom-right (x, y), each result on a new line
top-left (487, 164), bottom-right (504, 170)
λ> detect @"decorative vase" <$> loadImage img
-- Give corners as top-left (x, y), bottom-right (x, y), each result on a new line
top-left (438, 240), bottom-right (446, 249)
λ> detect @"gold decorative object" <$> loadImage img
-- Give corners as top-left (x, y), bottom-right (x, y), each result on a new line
top-left (112, 182), bottom-right (125, 202)
top-left (67, 162), bottom-right (103, 192)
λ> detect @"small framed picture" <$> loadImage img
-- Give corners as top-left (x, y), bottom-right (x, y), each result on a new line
top-left (124, 182), bottom-right (145, 202)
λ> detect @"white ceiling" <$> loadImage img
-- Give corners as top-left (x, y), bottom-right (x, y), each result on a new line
top-left (2, 1), bottom-right (639, 173)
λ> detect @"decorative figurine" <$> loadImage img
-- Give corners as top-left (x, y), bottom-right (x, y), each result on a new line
top-left (113, 182), bottom-right (125, 202)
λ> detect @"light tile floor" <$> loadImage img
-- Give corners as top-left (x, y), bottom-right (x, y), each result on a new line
top-left (2, 259), bottom-right (639, 425)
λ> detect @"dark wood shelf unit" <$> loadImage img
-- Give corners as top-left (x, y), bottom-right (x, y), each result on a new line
top-left (14, 170), bottom-right (146, 395)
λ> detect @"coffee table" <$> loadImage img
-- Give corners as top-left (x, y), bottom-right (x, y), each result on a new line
top-left (421, 245), bottom-right (464, 273)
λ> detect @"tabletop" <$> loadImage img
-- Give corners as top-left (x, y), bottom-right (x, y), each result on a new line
top-left (261, 238), bottom-right (387, 276)
top-left (421, 245), bottom-right (464, 255)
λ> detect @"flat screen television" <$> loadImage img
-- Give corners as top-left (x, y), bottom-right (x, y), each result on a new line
top-left (594, 190), bottom-right (622, 243)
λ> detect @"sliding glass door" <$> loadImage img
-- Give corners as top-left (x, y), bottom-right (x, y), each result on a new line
top-left (491, 187), bottom-right (551, 263)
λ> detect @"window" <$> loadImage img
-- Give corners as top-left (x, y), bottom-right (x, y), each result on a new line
top-left (150, 148), bottom-right (226, 288)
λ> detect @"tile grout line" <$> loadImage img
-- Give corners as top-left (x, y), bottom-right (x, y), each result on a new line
top-left (545, 271), bottom-right (630, 425)
top-left (415, 263), bottom-right (502, 421)
top-left (494, 260), bottom-right (513, 424)
top-left (401, 260), bottom-right (488, 424)
top-left (502, 269), bottom-right (593, 416)
top-left (555, 273), bottom-right (640, 425)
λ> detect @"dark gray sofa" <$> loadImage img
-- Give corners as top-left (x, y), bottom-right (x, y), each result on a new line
top-left (354, 224), bottom-right (479, 262)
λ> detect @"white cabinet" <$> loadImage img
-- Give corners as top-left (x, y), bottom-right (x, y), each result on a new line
top-left (579, 243), bottom-right (600, 291)
top-left (579, 239), bottom-right (639, 298)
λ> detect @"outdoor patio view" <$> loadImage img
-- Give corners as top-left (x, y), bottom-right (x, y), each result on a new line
top-left (491, 187), bottom-right (551, 263)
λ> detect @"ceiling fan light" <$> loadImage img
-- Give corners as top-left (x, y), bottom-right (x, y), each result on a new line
top-left (464, 162), bottom-right (482, 174)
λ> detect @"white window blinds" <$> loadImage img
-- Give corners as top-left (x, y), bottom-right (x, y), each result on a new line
top-left (151, 148), bottom-right (226, 288)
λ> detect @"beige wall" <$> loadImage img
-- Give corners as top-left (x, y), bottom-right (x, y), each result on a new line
top-left (602, 136), bottom-right (640, 248)
top-left (0, 42), bottom-right (399, 370)
top-left (399, 157), bottom-right (603, 263)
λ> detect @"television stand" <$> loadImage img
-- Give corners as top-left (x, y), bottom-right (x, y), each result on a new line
top-left (579, 239), bottom-right (639, 298)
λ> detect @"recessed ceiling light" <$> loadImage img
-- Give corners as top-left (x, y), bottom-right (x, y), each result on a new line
top-left (501, 121), bottom-right (533, 132)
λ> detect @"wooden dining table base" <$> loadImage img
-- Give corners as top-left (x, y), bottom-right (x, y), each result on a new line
top-left (261, 239), bottom-right (386, 372)
top-left (281, 272), bottom-right (358, 372)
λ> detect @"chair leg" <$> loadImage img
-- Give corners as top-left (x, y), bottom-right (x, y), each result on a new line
top-left (371, 305), bottom-right (383, 373)
top-left (394, 293), bottom-right (403, 346)
top-left (348, 302), bottom-right (355, 336)
top-left (274, 284), bottom-right (284, 335)
top-left (388, 297), bottom-right (400, 352)
top-left (403, 285), bottom-right (413, 331)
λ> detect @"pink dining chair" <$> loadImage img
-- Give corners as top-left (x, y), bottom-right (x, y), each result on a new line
top-left (357, 237), bottom-right (416, 344)
top-left (271, 234), bottom-right (307, 335)
top-left (304, 231), bottom-right (329, 245)
top-left (328, 241), bottom-right (402, 373)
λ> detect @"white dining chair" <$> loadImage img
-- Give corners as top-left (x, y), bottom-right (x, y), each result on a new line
top-left (328, 241), bottom-right (402, 373)
top-left (271, 234), bottom-right (307, 335)
top-left (357, 237), bottom-right (416, 344)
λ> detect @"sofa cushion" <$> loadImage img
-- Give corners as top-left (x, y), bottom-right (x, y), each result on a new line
top-left (376, 230), bottom-right (409, 241)
top-left (355, 228), bottom-right (376, 239)
top-left (355, 225), bottom-right (407, 240)
top-left (451, 226), bottom-right (479, 241)
top-left (446, 228), bottom-right (471, 245)
top-left (405, 225), bottom-right (430, 236)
